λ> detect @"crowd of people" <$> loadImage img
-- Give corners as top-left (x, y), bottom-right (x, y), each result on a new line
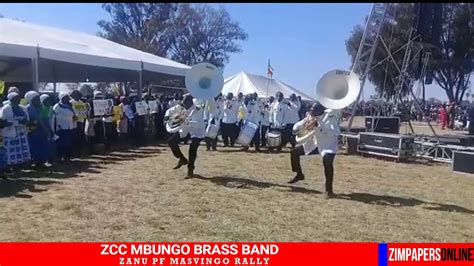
top-left (353, 100), bottom-right (474, 131)
top-left (0, 86), bottom-right (312, 175)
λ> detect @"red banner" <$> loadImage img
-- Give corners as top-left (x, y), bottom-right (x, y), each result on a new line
top-left (0, 243), bottom-right (472, 266)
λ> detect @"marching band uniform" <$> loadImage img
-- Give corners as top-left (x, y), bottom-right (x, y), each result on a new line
top-left (242, 99), bottom-right (261, 152)
top-left (270, 99), bottom-right (287, 151)
top-left (204, 97), bottom-right (223, 151)
top-left (285, 98), bottom-right (301, 149)
top-left (166, 98), bottom-right (206, 177)
top-left (289, 105), bottom-right (340, 199)
top-left (260, 105), bottom-right (270, 147)
top-left (221, 98), bottom-right (239, 147)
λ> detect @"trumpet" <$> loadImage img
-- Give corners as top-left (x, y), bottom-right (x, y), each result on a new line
top-left (294, 114), bottom-right (319, 144)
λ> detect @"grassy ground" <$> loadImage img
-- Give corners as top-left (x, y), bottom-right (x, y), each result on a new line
top-left (0, 133), bottom-right (472, 242)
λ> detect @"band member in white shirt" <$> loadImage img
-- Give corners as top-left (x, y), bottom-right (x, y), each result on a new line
top-left (270, 92), bottom-right (287, 152)
top-left (285, 93), bottom-right (301, 149)
top-left (242, 94), bottom-right (261, 152)
top-left (288, 102), bottom-right (339, 199)
top-left (260, 103), bottom-right (271, 148)
top-left (204, 93), bottom-right (223, 151)
top-left (221, 93), bottom-right (239, 147)
top-left (165, 94), bottom-right (206, 177)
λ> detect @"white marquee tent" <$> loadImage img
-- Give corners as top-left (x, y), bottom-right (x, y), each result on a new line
top-left (0, 18), bottom-right (190, 89)
top-left (222, 71), bottom-right (316, 101)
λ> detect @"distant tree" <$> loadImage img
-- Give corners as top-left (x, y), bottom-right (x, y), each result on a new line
top-left (98, 3), bottom-right (178, 57)
top-left (98, 3), bottom-right (248, 68)
top-left (166, 4), bottom-right (248, 68)
top-left (430, 3), bottom-right (472, 104)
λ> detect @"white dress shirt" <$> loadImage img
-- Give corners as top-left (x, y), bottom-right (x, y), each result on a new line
top-left (222, 99), bottom-right (239, 124)
top-left (293, 109), bottom-right (340, 156)
top-left (286, 100), bottom-right (301, 124)
top-left (271, 101), bottom-right (287, 129)
top-left (243, 101), bottom-right (261, 125)
top-left (166, 104), bottom-right (206, 139)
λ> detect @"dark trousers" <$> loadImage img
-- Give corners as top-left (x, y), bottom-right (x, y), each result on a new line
top-left (221, 122), bottom-right (238, 146)
top-left (72, 122), bottom-right (85, 157)
top-left (260, 125), bottom-right (269, 147)
top-left (290, 145), bottom-right (335, 193)
top-left (168, 132), bottom-right (202, 171)
top-left (469, 122), bottom-right (474, 135)
top-left (56, 129), bottom-right (73, 161)
top-left (248, 128), bottom-right (261, 150)
top-left (284, 123), bottom-right (296, 148)
top-left (205, 137), bottom-right (217, 150)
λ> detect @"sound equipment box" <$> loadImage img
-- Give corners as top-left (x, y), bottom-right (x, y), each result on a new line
top-left (358, 132), bottom-right (415, 160)
top-left (365, 116), bottom-right (400, 134)
top-left (452, 151), bottom-right (474, 174)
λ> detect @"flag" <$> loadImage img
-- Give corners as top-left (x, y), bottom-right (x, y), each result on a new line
top-left (267, 59), bottom-right (274, 78)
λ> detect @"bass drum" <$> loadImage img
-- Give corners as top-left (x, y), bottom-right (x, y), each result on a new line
top-left (267, 130), bottom-right (282, 148)
top-left (206, 123), bottom-right (219, 139)
top-left (237, 121), bottom-right (259, 146)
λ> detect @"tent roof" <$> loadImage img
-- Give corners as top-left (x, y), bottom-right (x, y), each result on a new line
top-left (222, 71), bottom-right (316, 101)
top-left (0, 18), bottom-right (190, 82)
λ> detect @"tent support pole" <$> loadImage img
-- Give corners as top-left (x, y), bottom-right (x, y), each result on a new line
top-left (138, 61), bottom-right (143, 100)
top-left (32, 45), bottom-right (40, 91)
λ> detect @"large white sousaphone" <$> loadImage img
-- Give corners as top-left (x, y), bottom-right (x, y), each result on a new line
top-left (294, 69), bottom-right (361, 144)
top-left (166, 63), bottom-right (224, 134)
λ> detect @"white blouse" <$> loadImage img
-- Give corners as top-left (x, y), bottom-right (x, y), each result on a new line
top-left (53, 103), bottom-right (75, 131)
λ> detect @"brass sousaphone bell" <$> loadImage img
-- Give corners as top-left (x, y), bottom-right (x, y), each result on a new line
top-left (166, 63), bottom-right (224, 134)
top-left (294, 69), bottom-right (361, 144)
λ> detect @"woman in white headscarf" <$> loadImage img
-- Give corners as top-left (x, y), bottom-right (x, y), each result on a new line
top-left (1, 92), bottom-right (31, 167)
top-left (53, 92), bottom-right (75, 163)
top-left (25, 91), bottom-right (49, 167)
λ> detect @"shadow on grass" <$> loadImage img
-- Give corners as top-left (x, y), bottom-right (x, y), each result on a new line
top-left (336, 192), bottom-right (474, 215)
top-left (191, 175), bottom-right (474, 215)
top-left (190, 175), bottom-right (321, 195)
top-left (0, 143), bottom-right (163, 198)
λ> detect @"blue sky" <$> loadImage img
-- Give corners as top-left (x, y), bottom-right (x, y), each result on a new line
top-left (0, 3), bottom-right (449, 100)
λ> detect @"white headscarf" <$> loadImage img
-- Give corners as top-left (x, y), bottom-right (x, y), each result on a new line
top-left (7, 87), bottom-right (20, 94)
top-left (25, 91), bottom-right (40, 104)
top-left (93, 90), bottom-right (103, 99)
top-left (59, 92), bottom-right (69, 101)
top-left (7, 92), bottom-right (19, 101)
top-left (40, 94), bottom-right (50, 104)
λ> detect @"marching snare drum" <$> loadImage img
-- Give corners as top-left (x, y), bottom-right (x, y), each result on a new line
top-left (206, 123), bottom-right (219, 139)
top-left (267, 130), bottom-right (282, 148)
top-left (237, 121), bottom-right (258, 146)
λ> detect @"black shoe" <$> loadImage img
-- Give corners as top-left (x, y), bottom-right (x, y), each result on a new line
top-left (288, 174), bottom-right (305, 184)
top-left (324, 192), bottom-right (336, 199)
top-left (206, 147), bottom-right (210, 151)
top-left (173, 159), bottom-right (188, 169)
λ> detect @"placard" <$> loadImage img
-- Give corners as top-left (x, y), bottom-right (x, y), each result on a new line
top-left (135, 101), bottom-right (148, 116)
top-left (72, 101), bottom-right (88, 121)
top-left (147, 100), bottom-right (159, 114)
top-left (123, 105), bottom-right (134, 120)
top-left (93, 99), bottom-right (114, 117)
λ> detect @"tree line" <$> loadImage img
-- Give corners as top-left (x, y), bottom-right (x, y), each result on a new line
top-left (97, 3), bottom-right (248, 69)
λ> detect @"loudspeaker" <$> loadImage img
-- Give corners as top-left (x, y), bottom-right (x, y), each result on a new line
top-left (452, 151), bottom-right (474, 174)
top-left (365, 116), bottom-right (400, 134)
